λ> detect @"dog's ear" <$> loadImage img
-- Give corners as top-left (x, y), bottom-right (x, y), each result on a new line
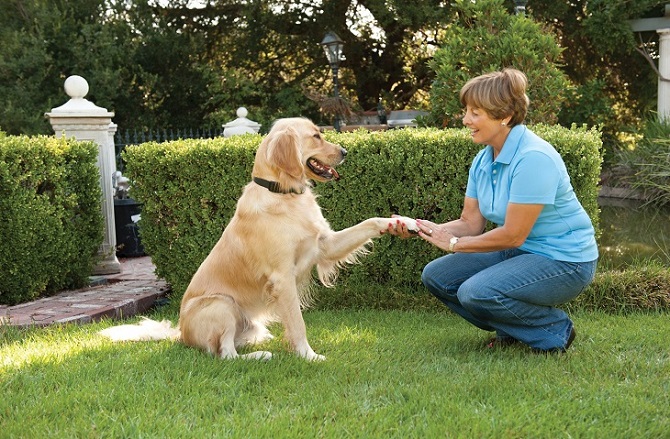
top-left (266, 127), bottom-right (303, 179)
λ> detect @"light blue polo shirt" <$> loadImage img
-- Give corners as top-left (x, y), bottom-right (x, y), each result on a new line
top-left (465, 125), bottom-right (598, 262)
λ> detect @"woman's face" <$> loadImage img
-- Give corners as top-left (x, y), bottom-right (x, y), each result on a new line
top-left (462, 105), bottom-right (510, 150)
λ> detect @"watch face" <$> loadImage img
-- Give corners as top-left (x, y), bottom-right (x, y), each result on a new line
top-left (449, 236), bottom-right (458, 251)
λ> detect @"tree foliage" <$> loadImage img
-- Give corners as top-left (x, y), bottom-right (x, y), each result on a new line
top-left (0, 0), bottom-right (667, 143)
top-left (429, 0), bottom-right (569, 127)
top-left (0, 0), bottom-right (134, 134)
top-left (529, 0), bottom-right (668, 152)
top-left (0, 0), bottom-right (450, 133)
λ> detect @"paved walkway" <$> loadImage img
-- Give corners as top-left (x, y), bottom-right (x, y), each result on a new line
top-left (0, 256), bottom-right (170, 328)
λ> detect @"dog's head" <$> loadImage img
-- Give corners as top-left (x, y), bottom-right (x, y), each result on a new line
top-left (253, 118), bottom-right (346, 192)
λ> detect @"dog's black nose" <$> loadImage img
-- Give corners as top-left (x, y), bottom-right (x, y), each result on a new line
top-left (341, 148), bottom-right (347, 157)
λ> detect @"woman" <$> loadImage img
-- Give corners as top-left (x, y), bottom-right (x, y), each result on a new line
top-left (390, 69), bottom-right (598, 353)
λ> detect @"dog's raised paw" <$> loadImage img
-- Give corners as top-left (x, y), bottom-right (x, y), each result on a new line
top-left (394, 216), bottom-right (419, 234)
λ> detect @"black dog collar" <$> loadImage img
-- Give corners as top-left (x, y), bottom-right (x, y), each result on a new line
top-left (253, 177), bottom-right (305, 195)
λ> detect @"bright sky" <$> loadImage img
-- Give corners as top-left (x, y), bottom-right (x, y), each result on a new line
top-left (152, 0), bottom-right (385, 42)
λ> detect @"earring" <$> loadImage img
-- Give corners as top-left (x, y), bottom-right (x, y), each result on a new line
top-left (501, 122), bottom-right (507, 126)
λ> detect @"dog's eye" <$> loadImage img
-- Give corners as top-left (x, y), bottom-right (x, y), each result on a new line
top-left (313, 134), bottom-right (321, 140)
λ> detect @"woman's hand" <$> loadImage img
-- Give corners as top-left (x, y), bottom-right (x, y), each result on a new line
top-left (385, 216), bottom-right (458, 252)
top-left (416, 219), bottom-right (456, 252)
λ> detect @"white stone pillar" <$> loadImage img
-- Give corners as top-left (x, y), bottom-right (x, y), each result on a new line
top-left (45, 75), bottom-right (121, 274)
top-left (658, 28), bottom-right (670, 121)
top-left (222, 107), bottom-right (261, 137)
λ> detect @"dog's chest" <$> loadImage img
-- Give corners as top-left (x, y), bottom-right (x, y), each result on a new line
top-left (293, 233), bottom-right (321, 268)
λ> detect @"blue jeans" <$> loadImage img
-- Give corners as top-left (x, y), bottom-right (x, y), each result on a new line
top-left (422, 249), bottom-right (597, 351)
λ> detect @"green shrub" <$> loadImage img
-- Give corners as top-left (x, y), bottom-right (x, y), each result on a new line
top-left (123, 135), bottom-right (259, 296)
top-left (429, 0), bottom-right (569, 127)
top-left (314, 128), bottom-right (478, 289)
top-left (0, 136), bottom-right (103, 304)
top-left (124, 126), bottom-right (602, 303)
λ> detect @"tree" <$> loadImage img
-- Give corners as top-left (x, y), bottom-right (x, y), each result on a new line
top-left (529, 0), bottom-right (668, 152)
top-left (429, 0), bottom-right (569, 127)
top-left (0, 0), bottom-right (144, 134)
top-left (0, 0), bottom-right (666, 139)
top-left (0, 0), bottom-right (453, 133)
top-left (166, 0), bottom-right (451, 123)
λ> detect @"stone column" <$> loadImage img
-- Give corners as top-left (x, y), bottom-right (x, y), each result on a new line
top-left (45, 75), bottom-right (121, 274)
top-left (658, 28), bottom-right (670, 121)
top-left (222, 107), bottom-right (261, 137)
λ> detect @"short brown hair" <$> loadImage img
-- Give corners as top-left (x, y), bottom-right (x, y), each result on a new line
top-left (459, 68), bottom-right (529, 127)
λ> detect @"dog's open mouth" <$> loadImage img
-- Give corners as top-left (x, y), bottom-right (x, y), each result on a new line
top-left (307, 157), bottom-right (340, 181)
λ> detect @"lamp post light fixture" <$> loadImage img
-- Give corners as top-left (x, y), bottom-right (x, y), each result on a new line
top-left (514, 0), bottom-right (527, 15)
top-left (320, 31), bottom-right (344, 131)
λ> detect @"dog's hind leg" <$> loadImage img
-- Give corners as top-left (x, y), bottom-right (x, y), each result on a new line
top-left (181, 295), bottom-right (272, 361)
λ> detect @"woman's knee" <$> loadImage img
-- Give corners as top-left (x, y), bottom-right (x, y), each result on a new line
top-left (421, 259), bottom-right (439, 291)
top-left (457, 280), bottom-right (494, 311)
top-left (421, 258), bottom-right (451, 292)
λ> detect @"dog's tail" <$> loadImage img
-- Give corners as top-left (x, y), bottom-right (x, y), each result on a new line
top-left (98, 317), bottom-right (181, 342)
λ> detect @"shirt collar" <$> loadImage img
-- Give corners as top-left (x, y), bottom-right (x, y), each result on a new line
top-left (494, 124), bottom-right (526, 164)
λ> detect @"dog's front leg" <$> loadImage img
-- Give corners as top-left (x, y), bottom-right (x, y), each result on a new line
top-left (270, 275), bottom-right (325, 361)
top-left (320, 217), bottom-right (414, 261)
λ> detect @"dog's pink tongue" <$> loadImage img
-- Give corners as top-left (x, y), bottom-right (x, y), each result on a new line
top-left (331, 168), bottom-right (340, 180)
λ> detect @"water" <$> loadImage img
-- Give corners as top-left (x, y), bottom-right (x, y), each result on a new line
top-left (598, 197), bottom-right (670, 269)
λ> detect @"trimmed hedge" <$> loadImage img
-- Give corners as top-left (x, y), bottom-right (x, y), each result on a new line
top-left (124, 125), bottom-right (603, 302)
top-left (0, 135), bottom-right (103, 305)
top-left (123, 135), bottom-right (258, 297)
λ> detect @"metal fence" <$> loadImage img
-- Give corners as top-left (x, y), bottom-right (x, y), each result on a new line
top-left (114, 127), bottom-right (225, 171)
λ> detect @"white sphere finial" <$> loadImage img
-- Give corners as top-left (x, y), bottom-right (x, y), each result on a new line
top-left (64, 75), bottom-right (89, 99)
top-left (47, 74), bottom-right (111, 116)
top-left (222, 106), bottom-right (261, 137)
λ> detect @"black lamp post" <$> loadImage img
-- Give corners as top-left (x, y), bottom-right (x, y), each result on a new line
top-left (514, 0), bottom-right (527, 15)
top-left (320, 31), bottom-right (344, 131)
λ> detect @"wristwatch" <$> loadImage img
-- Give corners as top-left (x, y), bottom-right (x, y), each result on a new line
top-left (449, 236), bottom-right (459, 252)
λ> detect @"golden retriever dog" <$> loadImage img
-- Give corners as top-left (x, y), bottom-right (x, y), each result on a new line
top-left (100, 117), bottom-right (417, 361)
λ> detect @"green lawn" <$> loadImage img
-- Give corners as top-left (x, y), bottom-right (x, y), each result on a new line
top-left (2, 309), bottom-right (669, 438)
